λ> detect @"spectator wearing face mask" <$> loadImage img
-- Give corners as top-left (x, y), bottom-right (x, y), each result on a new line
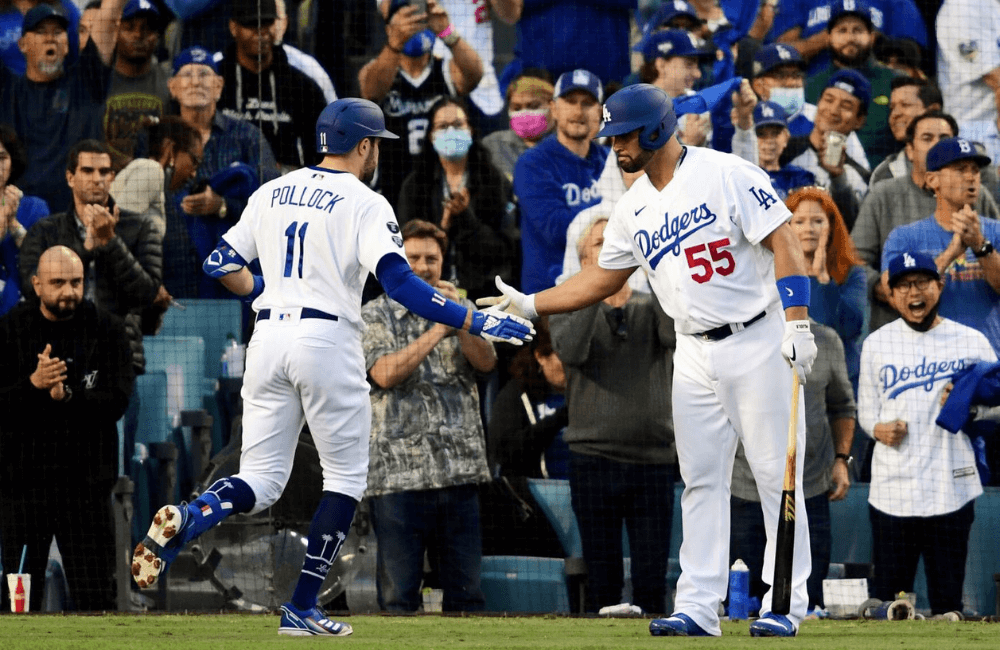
top-left (359, 0), bottom-right (483, 211)
top-left (396, 96), bottom-right (516, 303)
top-left (482, 68), bottom-right (555, 184)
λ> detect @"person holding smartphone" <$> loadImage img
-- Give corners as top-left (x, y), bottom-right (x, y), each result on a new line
top-left (784, 70), bottom-right (871, 230)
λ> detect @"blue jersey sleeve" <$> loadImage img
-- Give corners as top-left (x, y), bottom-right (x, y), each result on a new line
top-left (376, 253), bottom-right (469, 330)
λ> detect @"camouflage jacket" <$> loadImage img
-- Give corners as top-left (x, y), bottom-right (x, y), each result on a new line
top-left (361, 293), bottom-right (492, 497)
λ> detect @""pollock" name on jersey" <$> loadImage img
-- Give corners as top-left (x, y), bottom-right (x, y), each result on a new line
top-left (270, 185), bottom-right (345, 213)
top-left (635, 203), bottom-right (718, 270)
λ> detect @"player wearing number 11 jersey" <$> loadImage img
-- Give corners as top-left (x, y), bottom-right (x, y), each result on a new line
top-left (131, 98), bottom-right (532, 637)
top-left (479, 84), bottom-right (817, 637)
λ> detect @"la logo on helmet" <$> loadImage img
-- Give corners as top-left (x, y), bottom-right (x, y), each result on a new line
top-left (603, 105), bottom-right (611, 123)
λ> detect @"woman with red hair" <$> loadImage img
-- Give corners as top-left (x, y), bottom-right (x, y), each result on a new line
top-left (785, 187), bottom-right (868, 390)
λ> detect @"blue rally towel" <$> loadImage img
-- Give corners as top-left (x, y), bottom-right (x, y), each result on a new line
top-left (209, 163), bottom-right (260, 202)
top-left (673, 77), bottom-right (743, 117)
top-left (936, 361), bottom-right (1000, 484)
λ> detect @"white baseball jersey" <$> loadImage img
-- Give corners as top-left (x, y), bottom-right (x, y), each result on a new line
top-left (858, 318), bottom-right (995, 517)
top-left (936, 0), bottom-right (1000, 137)
top-left (600, 146), bottom-right (792, 334)
top-left (222, 166), bottom-right (406, 327)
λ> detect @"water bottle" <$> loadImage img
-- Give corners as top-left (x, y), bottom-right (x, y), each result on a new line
top-left (729, 559), bottom-right (750, 620)
top-left (221, 334), bottom-right (245, 378)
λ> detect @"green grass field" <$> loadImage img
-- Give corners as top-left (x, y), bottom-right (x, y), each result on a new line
top-left (1, 615), bottom-right (999, 650)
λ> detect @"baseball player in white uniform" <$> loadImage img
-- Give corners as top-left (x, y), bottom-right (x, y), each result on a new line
top-left (130, 98), bottom-right (532, 636)
top-left (480, 84), bottom-right (817, 637)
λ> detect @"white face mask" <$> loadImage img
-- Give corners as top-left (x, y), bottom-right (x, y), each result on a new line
top-left (769, 87), bottom-right (805, 118)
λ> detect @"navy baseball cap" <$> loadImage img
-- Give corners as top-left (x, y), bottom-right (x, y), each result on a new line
top-left (824, 69), bottom-right (872, 107)
top-left (642, 0), bottom-right (702, 35)
top-left (122, 0), bottom-right (161, 21)
top-left (22, 4), bottom-right (69, 32)
top-left (753, 101), bottom-right (789, 129)
top-left (172, 46), bottom-right (221, 75)
top-left (887, 251), bottom-right (940, 288)
top-left (554, 69), bottom-right (603, 103)
top-left (232, 0), bottom-right (278, 25)
top-left (634, 29), bottom-right (713, 61)
top-left (926, 137), bottom-right (992, 172)
top-left (828, 0), bottom-right (877, 31)
top-left (752, 43), bottom-right (806, 78)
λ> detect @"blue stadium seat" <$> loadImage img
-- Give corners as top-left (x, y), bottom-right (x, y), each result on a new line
top-left (527, 478), bottom-right (582, 559)
top-left (159, 299), bottom-right (243, 380)
top-left (480, 556), bottom-right (570, 613)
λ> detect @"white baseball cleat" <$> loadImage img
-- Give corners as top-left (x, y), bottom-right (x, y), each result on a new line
top-left (132, 504), bottom-right (190, 589)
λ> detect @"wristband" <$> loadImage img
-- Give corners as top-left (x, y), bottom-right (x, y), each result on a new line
top-left (776, 275), bottom-right (810, 309)
top-left (244, 274), bottom-right (265, 303)
top-left (437, 23), bottom-right (460, 47)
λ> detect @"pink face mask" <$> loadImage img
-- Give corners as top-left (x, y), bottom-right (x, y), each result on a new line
top-left (510, 109), bottom-right (550, 139)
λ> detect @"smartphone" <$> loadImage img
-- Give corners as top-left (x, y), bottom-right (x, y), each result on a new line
top-left (410, 0), bottom-right (427, 13)
top-left (191, 180), bottom-right (209, 194)
top-left (823, 131), bottom-right (846, 168)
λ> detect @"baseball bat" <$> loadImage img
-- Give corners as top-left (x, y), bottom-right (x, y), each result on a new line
top-left (771, 371), bottom-right (799, 615)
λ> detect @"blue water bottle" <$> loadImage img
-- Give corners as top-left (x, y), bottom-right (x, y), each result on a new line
top-left (729, 559), bottom-right (750, 620)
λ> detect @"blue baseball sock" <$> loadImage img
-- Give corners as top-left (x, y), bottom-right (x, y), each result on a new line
top-left (183, 477), bottom-right (256, 542)
top-left (290, 491), bottom-right (358, 611)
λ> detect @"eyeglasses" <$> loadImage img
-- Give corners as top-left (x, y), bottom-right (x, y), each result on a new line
top-left (894, 277), bottom-right (933, 292)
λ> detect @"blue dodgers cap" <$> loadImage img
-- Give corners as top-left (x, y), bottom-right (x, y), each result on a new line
top-left (828, 0), bottom-right (878, 31)
top-left (122, 0), bottom-right (161, 21)
top-left (642, 0), bottom-right (701, 35)
top-left (22, 3), bottom-right (68, 32)
top-left (554, 69), bottom-right (603, 103)
top-left (752, 43), bottom-right (805, 78)
top-left (824, 69), bottom-right (872, 107)
top-left (753, 101), bottom-right (789, 129)
top-left (926, 137), bottom-right (992, 172)
top-left (172, 46), bottom-right (220, 75)
top-left (634, 29), bottom-right (713, 61)
top-left (887, 251), bottom-right (940, 288)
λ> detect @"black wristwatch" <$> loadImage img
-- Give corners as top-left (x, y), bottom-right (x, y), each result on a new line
top-left (974, 241), bottom-right (994, 258)
top-left (835, 453), bottom-right (853, 467)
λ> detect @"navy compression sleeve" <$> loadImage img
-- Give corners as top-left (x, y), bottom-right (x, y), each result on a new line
top-left (376, 253), bottom-right (469, 329)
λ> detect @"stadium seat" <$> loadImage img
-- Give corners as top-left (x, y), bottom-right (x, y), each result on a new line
top-left (527, 478), bottom-right (586, 611)
top-left (480, 556), bottom-right (570, 613)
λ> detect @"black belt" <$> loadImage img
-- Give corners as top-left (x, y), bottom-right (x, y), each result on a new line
top-left (256, 308), bottom-right (339, 323)
top-left (696, 310), bottom-right (766, 342)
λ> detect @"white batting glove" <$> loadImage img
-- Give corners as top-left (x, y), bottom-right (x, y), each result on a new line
top-left (474, 276), bottom-right (538, 320)
top-left (781, 320), bottom-right (817, 383)
top-left (469, 308), bottom-right (536, 346)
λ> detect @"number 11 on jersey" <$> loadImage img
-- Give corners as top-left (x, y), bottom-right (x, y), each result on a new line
top-left (284, 221), bottom-right (309, 278)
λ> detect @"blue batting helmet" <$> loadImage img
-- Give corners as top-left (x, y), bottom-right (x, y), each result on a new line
top-left (596, 84), bottom-right (677, 151)
top-left (315, 98), bottom-right (399, 155)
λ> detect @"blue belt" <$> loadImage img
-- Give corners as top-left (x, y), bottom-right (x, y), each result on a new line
top-left (697, 310), bottom-right (766, 341)
top-left (256, 308), bottom-right (339, 323)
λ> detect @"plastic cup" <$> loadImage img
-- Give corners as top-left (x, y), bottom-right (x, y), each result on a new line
top-left (7, 573), bottom-right (30, 613)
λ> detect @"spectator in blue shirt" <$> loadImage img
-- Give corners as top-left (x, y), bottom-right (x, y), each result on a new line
top-left (166, 46), bottom-right (279, 298)
top-left (882, 137), bottom-right (1000, 352)
top-left (515, 69), bottom-right (606, 293)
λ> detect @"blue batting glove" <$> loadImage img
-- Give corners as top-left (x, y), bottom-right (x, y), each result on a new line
top-left (469, 308), bottom-right (535, 345)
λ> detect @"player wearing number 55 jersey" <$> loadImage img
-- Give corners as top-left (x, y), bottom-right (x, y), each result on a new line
top-left (479, 84), bottom-right (817, 637)
top-left (131, 98), bottom-right (532, 637)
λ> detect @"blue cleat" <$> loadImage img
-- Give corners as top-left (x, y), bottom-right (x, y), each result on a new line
top-left (131, 504), bottom-right (192, 589)
top-left (649, 613), bottom-right (713, 636)
top-left (749, 612), bottom-right (797, 637)
top-left (279, 602), bottom-right (353, 637)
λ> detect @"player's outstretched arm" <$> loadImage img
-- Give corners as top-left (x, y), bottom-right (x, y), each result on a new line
top-left (477, 265), bottom-right (634, 318)
top-left (376, 253), bottom-right (534, 345)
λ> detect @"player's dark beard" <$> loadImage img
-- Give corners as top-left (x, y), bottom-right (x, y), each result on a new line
top-left (360, 147), bottom-right (377, 184)
top-left (832, 44), bottom-right (871, 68)
top-left (618, 148), bottom-right (655, 173)
top-left (901, 302), bottom-right (940, 332)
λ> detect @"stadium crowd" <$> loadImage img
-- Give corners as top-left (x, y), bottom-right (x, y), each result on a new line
top-left (1, 0), bottom-right (999, 622)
